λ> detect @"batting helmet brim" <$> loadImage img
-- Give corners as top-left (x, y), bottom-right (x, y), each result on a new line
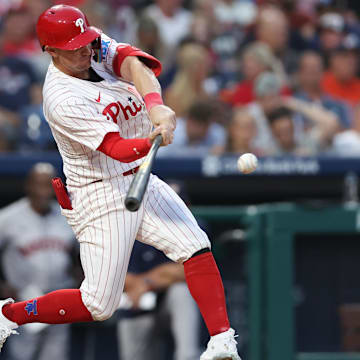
top-left (51, 25), bottom-right (102, 51)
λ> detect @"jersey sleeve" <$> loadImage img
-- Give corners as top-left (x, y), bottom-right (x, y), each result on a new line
top-left (112, 43), bottom-right (162, 78)
top-left (93, 33), bottom-right (162, 79)
top-left (50, 98), bottom-right (119, 151)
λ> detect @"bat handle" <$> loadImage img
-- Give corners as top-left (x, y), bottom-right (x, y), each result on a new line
top-left (152, 134), bottom-right (163, 149)
top-left (124, 134), bottom-right (163, 212)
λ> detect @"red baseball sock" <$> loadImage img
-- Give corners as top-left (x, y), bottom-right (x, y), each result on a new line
top-left (184, 252), bottom-right (230, 336)
top-left (3, 289), bottom-right (93, 326)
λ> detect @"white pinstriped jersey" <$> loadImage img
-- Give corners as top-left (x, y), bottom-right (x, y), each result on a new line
top-left (42, 34), bottom-right (152, 187)
top-left (40, 37), bottom-right (211, 324)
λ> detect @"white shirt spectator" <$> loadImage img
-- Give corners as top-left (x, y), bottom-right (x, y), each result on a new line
top-left (0, 198), bottom-right (75, 294)
top-left (214, 0), bottom-right (257, 27)
top-left (246, 102), bottom-right (276, 153)
top-left (333, 130), bottom-right (360, 156)
top-left (144, 4), bottom-right (192, 48)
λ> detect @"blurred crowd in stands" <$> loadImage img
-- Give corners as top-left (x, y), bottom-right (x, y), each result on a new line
top-left (1, 0), bottom-right (360, 156)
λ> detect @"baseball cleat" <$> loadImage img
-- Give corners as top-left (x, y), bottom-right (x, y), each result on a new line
top-left (200, 328), bottom-right (241, 360)
top-left (0, 298), bottom-right (18, 352)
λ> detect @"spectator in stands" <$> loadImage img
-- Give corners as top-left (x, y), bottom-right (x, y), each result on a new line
top-left (1, 7), bottom-right (40, 59)
top-left (213, 108), bottom-right (261, 156)
top-left (18, 86), bottom-right (56, 151)
top-left (6, 2), bottom-right (52, 78)
top-left (213, 0), bottom-right (257, 30)
top-left (246, 72), bottom-right (283, 153)
top-left (78, 0), bottom-right (112, 34)
top-left (252, 6), bottom-right (299, 75)
top-left (221, 42), bottom-right (290, 107)
top-left (333, 103), bottom-right (360, 156)
top-left (159, 100), bottom-right (226, 157)
top-left (191, 0), bottom-right (218, 46)
top-left (133, 15), bottom-right (170, 76)
top-left (0, 47), bottom-right (39, 112)
top-left (23, 0), bottom-right (52, 19)
top-left (207, 0), bottom-right (258, 88)
top-left (276, 96), bottom-right (339, 155)
top-left (0, 126), bottom-right (16, 152)
top-left (0, 163), bottom-right (76, 360)
top-left (295, 0), bottom-right (325, 17)
top-left (295, 51), bottom-right (351, 129)
top-left (0, 29), bottom-right (42, 150)
top-left (268, 107), bottom-right (314, 155)
top-left (141, 0), bottom-right (193, 85)
top-left (0, 0), bottom-right (22, 19)
top-left (164, 42), bottom-right (214, 117)
top-left (282, 2), bottom-right (317, 51)
top-left (107, 4), bottom-right (137, 44)
top-left (143, 0), bottom-right (192, 52)
top-left (248, 72), bottom-right (339, 155)
top-left (316, 12), bottom-right (346, 59)
top-left (117, 241), bottom-right (200, 360)
top-left (322, 34), bottom-right (360, 107)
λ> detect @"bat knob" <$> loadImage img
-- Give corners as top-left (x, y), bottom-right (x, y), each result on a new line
top-left (125, 197), bottom-right (140, 212)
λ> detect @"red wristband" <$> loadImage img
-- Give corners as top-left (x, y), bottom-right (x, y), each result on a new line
top-left (144, 92), bottom-right (163, 112)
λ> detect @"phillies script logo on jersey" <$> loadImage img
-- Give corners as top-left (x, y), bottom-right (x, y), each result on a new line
top-left (103, 97), bottom-right (143, 123)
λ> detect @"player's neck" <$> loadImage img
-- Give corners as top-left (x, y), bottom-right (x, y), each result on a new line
top-left (53, 60), bottom-right (90, 80)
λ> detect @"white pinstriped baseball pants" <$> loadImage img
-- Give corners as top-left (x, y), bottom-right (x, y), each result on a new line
top-left (62, 174), bottom-right (210, 321)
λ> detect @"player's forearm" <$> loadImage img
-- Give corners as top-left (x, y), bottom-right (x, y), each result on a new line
top-left (121, 56), bottom-right (176, 137)
top-left (97, 132), bottom-right (151, 162)
top-left (122, 56), bottom-right (162, 99)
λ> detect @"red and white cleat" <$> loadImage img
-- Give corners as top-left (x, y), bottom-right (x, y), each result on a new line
top-left (200, 328), bottom-right (241, 360)
top-left (0, 298), bottom-right (18, 352)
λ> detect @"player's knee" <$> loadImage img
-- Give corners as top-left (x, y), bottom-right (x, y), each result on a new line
top-left (88, 305), bottom-right (115, 322)
top-left (80, 289), bottom-right (117, 322)
top-left (198, 237), bottom-right (211, 251)
top-left (93, 311), bottom-right (114, 322)
top-left (188, 237), bottom-right (211, 258)
top-left (176, 237), bottom-right (211, 263)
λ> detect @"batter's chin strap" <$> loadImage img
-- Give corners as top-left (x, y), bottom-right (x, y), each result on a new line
top-left (190, 248), bottom-right (211, 259)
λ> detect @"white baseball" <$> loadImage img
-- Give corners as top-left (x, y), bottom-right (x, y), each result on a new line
top-left (237, 153), bottom-right (258, 174)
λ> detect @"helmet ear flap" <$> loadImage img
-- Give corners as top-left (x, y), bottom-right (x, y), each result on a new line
top-left (91, 36), bottom-right (102, 63)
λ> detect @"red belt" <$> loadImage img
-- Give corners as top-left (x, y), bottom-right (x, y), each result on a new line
top-left (122, 166), bottom-right (139, 176)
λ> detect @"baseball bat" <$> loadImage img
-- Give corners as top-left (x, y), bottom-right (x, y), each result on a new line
top-left (125, 134), bottom-right (163, 212)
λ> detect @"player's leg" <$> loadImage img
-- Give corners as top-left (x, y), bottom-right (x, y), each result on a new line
top-left (137, 175), bottom-right (240, 360)
top-left (0, 289), bottom-right (92, 327)
top-left (76, 178), bottom-right (144, 321)
top-left (0, 290), bottom-right (91, 352)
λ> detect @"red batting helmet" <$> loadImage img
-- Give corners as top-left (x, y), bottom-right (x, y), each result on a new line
top-left (36, 5), bottom-right (101, 51)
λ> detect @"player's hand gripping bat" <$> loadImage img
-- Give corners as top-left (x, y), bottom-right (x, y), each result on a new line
top-left (125, 134), bottom-right (162, 212)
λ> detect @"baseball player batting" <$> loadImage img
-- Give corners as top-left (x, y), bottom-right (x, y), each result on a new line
top-left (0, 5), bottom-right (240, 360)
